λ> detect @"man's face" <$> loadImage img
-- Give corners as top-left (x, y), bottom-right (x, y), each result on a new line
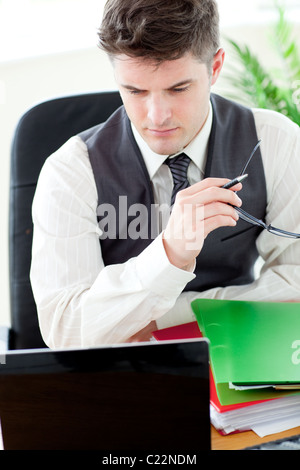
top-left (113, 51), bottom-right (224, 156)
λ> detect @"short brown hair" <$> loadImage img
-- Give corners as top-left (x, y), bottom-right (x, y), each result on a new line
top-left (98, 0), bottom-right (220, 65)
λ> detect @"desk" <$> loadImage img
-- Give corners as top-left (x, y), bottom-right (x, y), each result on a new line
top-left (211, 425), bottom-right (300, 450)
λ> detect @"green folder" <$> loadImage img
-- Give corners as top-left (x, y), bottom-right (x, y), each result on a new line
top-left (191, 299), bottom-right (300, 386)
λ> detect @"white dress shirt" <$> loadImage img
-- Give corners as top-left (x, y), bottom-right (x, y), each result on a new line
top-left (30, 103), bottom-right (300, 348)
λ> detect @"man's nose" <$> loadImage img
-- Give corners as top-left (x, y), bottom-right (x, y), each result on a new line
top-left (147, 94), bottom-right (172, 127)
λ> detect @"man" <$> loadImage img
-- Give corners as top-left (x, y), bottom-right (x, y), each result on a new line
top-left (30, 0), bottom-right (300, 348)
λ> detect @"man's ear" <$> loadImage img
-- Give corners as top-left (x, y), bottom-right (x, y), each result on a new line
top-left (211, 48), bottom-right (225, 86)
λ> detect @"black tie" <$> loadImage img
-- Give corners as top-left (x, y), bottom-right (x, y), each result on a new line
top-left (165, 153), bottom-right (191, 206)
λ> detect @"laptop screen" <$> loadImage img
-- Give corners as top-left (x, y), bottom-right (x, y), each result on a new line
top-left (0, 339), bottom-right (210, 451)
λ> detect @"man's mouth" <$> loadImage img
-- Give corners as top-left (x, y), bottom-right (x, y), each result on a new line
top-left (147, 127), bottom-right (179, 137)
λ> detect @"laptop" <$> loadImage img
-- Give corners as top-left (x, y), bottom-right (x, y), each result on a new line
top-left (0, 339), bottom-right (210, 451)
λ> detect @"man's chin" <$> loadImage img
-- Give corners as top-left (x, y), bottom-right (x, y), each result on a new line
top-left (141, 129), bottom-right (185, 156)
top-left (145, 138), bottom-right (185, 156)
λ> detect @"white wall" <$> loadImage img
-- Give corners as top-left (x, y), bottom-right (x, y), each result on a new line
top-left (0, 18), bottom-right (299, 327)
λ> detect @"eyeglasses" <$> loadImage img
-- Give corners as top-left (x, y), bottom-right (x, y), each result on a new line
top-left (232, 140), bottom-right (300, 239)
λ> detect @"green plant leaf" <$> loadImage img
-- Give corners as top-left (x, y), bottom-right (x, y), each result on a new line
top-left (223, 2), bottom-right (300, 125)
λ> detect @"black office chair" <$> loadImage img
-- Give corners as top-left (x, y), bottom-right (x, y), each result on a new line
top-left (3, 91), bottom-right (123, 350)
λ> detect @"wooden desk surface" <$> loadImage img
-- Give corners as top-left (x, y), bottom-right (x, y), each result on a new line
top-left (211, 425), bottom-right (300, 450)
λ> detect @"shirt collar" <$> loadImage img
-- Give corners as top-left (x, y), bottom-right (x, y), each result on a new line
top-left (131, 102), bottom-right (213, 180)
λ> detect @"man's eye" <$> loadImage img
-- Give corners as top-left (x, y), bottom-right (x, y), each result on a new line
top-left (172, 86), bottom-right (190, 93)
top-left (128, 89), bottom-right (145, 95)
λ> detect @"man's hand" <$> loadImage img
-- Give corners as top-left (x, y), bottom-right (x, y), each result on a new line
top-left (162, 177), bottom-right (243, 271)
top-left (127, 321), bottom-right (158, 343)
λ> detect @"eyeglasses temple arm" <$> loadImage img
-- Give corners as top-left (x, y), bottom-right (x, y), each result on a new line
top-left (240, 140), bottom-right (262, 176)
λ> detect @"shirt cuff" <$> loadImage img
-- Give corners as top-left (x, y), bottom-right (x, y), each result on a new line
top-left (156, 292), bottom-right (197, 330)
top-left (135, 233), bottom-right (195, 299)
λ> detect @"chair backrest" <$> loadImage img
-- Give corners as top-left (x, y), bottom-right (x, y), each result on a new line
top-left (9, 91), bottom-right (123, 349)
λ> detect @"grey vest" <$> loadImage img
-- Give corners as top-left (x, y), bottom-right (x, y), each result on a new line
top-left (80, 94), bottom-right (266, 292)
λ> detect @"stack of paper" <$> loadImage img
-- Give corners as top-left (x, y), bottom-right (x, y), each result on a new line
top-left (210, 395), bottom-right (300, 437)
top-left (153, 299), bottom-right (300, 437)
top-left (208, 359), bottom-right (300, 437)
